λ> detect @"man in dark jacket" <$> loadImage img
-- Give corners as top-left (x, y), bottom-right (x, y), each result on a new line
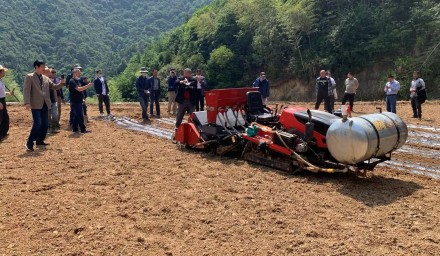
top-left (135, 67), bottom-right (150, 122)
top-left (410, 71), bottom-right (426, 120)
top-left (94, 69), bottom-right (111, 116)
top-left (148, 69), bottom-right (161, 117)
top-left (195, 69), bottom-right (208, 111)
top-left (175, 68), bottom-right (197, 129)
top-left (315, 70), bottom-right (335, 113)
top-left (252, 72), bottom-right (270, 105)
top-left (0, 65), bottom-right (14, 142)
top-left (69, 68), bottom-right (94, 133)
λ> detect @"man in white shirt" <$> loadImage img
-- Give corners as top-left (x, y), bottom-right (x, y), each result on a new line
top-left (93, 70), bottom-right (111, 116)
top-left (326, 70), bottom-right (337, 113)
top-left (410, 71), bottom-right (426, 120)
top-left (0, 65), bottom-right (14, 141)
top-left (195, 69), bottom-right (208, 111)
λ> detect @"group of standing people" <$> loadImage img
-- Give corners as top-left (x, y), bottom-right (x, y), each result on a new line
top-left (384, 71), bottom-right (426, 119)
top-left (314, 69), bottom-right (359, 113)
top-left (135, 67), bottom-right (207, 123)
top-left (313, 69), bottom-right (426, 118)
top-left (0, 59), bottom-right (430, 151)
top-left (8, 60), bottom-right (113, 151)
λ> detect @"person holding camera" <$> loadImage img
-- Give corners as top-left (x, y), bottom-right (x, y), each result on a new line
top-left (174, 68), bottom-right (197, 129)
top-left (68, 68), bottom-right (93, 134)
top-left (195, 69), bottom-right (208, 111)
top-left (166, 68), bottom-right (178, 115)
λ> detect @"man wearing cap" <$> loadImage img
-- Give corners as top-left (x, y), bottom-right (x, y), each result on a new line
top-left (252, 72), bottom-right (270, 105)
top-left (69, 68), bottom-right (94, 134)
top-left (23, 60), bottom-right (65, 151)
top-left (166, 69), bottom-right (178, 115)
top-left (94, 69), bottom-right (111, 117)
top-left (0, 65), bottom-right (14, 141)
top-left (148, 69), bottom-right (161, 117)
top-left (175, 68), bottom-right (197, 129)
top-left (135, 67), bottom-right (150, 122)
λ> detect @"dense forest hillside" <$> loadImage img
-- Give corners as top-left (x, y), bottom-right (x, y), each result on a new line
top-left (0, 0), bottom-right (213, 86)
top-left (113, 0), bottom-right (440, 101)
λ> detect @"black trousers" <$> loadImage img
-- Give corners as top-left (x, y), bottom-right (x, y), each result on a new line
top-left (83, 102), bottom-right (88, 116)
top-left (342, 93), bottom-right (355, 111)
top-left (196, 89), bottom-right (204, 111)
top-left (98, 94), bottom-right (111, 114)
top-left (315, 92), bottom-right (332, 113)
top-left (0, 97), bottom-right (9, 139)
top-left (150, 90), bottom-right (161, 116)
top-left (176, 100), bottom-right (195, 128)
top-left (411, 96), bottom-right (422, 118)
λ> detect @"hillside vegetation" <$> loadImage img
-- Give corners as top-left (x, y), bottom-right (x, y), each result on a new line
top-left (0, 0), bottom-right (212, 85)
top-left (112, 0), bottom-right (440, 101)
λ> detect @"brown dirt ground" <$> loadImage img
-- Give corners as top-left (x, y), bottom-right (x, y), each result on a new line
top-left (0, 100), bottom-right (439, 255)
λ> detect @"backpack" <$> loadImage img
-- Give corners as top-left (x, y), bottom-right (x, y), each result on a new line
top-left (417, 88), bottom-right (427, 104)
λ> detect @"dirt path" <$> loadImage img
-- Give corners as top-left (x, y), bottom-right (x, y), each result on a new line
top-left (1, 101), bottom-right (439, 255)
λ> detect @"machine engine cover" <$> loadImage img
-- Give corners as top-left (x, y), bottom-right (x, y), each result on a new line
top-left (273, 131), bottom-right (297, 149)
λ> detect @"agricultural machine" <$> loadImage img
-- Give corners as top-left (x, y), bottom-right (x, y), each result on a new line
top-left (175, 88), bottom-right (408, 174)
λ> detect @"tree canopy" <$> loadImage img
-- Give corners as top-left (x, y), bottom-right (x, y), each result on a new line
top-left (113, 0), bottom-right (440, 101)
top-left (0, 0), bottom-right (213, 85)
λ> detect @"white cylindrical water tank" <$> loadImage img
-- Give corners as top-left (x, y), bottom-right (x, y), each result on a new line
top-left (326, 112), bottom-right (408, 164)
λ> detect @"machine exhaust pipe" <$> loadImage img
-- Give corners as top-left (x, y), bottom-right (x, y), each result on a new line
top-left (305, 109), bottom-right (315, 142)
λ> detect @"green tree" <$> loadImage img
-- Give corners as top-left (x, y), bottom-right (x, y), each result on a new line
top-left (207, 46), bottom-right (239, 88)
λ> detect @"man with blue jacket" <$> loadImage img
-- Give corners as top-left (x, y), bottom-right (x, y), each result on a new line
top-left (252, 72), bottom-right (270, 105)
top-left (135, 67), bottom-right (150, 122)
top-left (149, 69), bottom-right (161, 117)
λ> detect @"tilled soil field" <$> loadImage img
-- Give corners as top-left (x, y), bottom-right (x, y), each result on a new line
top-left (0, 101), bottom-right (439, 255)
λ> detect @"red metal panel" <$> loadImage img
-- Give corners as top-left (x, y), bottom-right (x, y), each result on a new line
top-left (175, 123), bottom-right (187, 144)
top-left (175, 122), bottom-right (203, 147)
top-left (187, 123), bottom-right (202, 146)
top-left (205, 88), bottom-right (257, 124)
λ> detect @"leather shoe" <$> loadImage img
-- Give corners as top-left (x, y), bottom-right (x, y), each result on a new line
top-left (25, 144), bottom-right (34, 151)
